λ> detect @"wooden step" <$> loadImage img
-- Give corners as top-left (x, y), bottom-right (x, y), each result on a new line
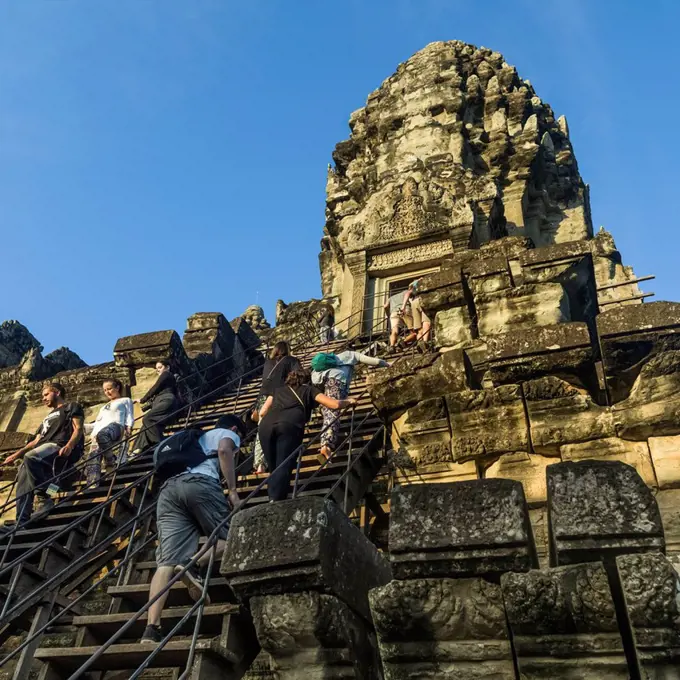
top-left (73, 603), bottom-right (240, 641)
top-left (107, 577), bottom-right (235, 608)
top-left (34, 637), bottom-right (239, 673)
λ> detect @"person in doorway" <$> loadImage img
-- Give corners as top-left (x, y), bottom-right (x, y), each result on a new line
top-left (383, 290), bottom-right (413, 351)
top-left (2, 383), bottom-right (84, 524)
top-left (402, 278), bottom-right (432, 350)
top-left (311, 351), bottom-right (390, 462)
top-left (318, 305), bottom-right (335, 343)
top-left (252, 342), bottom-right (301, 475)
top-left (141, 414), bottom-right (245, 644)
top-left (131, 361), bottom-right (179, 457)
top-left (257, 368), bottom-right (356, 502)
top-left (83, 379), bottom-right (135, 486)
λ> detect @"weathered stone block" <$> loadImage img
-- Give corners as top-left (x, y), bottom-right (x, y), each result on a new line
top-left (613, 351), bottom-right (680, 440)
top-left (656, 489), bottom-right (680, 571)
top-left (221, 497), bottom-right (391, 620)
top-left (114, 330), bottom-right (183, 367)
top-left (475, 283), bottom-right (570, 337)
top-left (486, 322), bottom-right (594, 384)
top-left (502, 562), bottom-right (629, 679)
top-left (547, 460), bottom-right (664, 566)
top-left (446, 384), bottom-right (528, 462)
top-left (560, 437), bottom-right (656, 489)
top-left (389, 480), bottom-right (537, 578)
top-left (418, 264), bottom-right (467, 315)
top-left (529, 506), bottom-right (550, 569)
top-left (369, 578), bottom-right (516, 680)
top-left (524, 376), bottom-right (615, 454)
top-left (434, 307), bottom-right (474, 349)
top-left (648, 436), bottom-right (680, 489)
top-left (598, 302), bottom-right (680, 401)
top-left (485, 452), bottom-right (556, 506)
top-left (616, 553), bottom-right (680, 678)
top-left (182, 312), bottom-right (236, 360)
top-left (250, 591), bottom-right (382, 680)
top-left (467, 255), bottom-right (512, 296)
top-left (368, 350), bottom-right (474, 414)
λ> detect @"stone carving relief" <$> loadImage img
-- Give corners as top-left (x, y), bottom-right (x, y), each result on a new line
top-left (368, 240), bottom-right (454, 272)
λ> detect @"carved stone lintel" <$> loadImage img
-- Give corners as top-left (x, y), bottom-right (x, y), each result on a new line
top-left (367, 240), bottom-right (454, 273)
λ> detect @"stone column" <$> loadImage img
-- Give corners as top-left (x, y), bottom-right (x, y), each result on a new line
top-left (345, 251), bottom-right (368, 338)
top-left (221, 497), bottom-right (392, 680)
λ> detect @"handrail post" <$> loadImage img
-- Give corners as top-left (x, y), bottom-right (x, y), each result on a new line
top-left (343, 406), bottom-right (356, 514)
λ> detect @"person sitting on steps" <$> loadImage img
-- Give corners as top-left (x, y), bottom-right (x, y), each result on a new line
top-left (141, 414), bottom-right (245, 644)
top-left (383, 289), bottom-right (413, 352)
top-left (131, 360), bottom-right (179, 457)
top-left (257, 367), bottom-right (356, 502)
top-left (402, 278), bottom-right (432, 351)
top-left (311, 350), bottom-right (390, 463)
top-left (2, 382), bottom-right (84, 524)
top-left (83, 378), bottom-right (134, 486)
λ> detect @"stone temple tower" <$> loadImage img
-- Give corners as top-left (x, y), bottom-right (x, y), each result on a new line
top-left (320, 41), bottom-right (639, 334)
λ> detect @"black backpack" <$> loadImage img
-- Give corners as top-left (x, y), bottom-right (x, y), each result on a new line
top-left (153, 428), bottom-right (212, 483)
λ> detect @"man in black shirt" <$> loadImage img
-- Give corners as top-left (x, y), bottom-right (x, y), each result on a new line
top-left (3, 382), bottom-right (84, 523)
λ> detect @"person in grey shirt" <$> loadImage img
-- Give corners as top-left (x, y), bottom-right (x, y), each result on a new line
top-left (383, 290), bottom-right (413, 350)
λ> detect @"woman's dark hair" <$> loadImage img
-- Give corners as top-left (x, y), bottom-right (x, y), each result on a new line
top-left (103, 378), bottom-right (123, 393)
top-left (216, 414), bottom-right (246, 438)
top-left (157, 360), bottom-right (171, 369)
top-left (46, 382), bottom-right (66, 398)
top-left (269, 341), bottom-right (290, 361)
top-left (285, 368), bottom-right (311, 388)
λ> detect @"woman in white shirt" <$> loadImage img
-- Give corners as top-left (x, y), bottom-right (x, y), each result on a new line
top-left (84, 379), bottom-right (134, 485)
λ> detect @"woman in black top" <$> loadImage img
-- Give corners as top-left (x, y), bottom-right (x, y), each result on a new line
top-left (258, 367), bottom-right (356, 501)
top-left (131, 360), bottom-right (179, 456)
top-left (253, 342), bottom-right (301, 475)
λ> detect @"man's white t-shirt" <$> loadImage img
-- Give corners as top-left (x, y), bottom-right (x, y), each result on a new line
top-left (183, 428), bottom-right (241, 481)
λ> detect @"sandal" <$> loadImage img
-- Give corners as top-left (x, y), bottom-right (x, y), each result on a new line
top-left (317, 446), bottom-right (332, 465)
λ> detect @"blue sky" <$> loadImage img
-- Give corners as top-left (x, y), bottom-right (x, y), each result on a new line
top-left (1, 0), bottom-right (678, 364)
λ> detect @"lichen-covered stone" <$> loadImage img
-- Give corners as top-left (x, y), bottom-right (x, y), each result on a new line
top-left (502, 562), bottom-right (629, 678)
top-left (369, 578), bottom-right (515, 679)
top-left (616, 553), bottom-right (680, 677)
top-left (547, 460), bottom-right (665, 565)
top-left (524, 376), bottom-right (614, 454)
top-left (221, 497), bottom-right (391, 621)
top-left (389, 480), bottom-right (537, 578)
top-left (446, 384), bottom-right (528, 462)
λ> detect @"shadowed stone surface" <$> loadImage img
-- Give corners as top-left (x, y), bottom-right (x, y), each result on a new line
top-left (502, 562), bottom-right (629, 679)
top-left (250, 591), bottom-right (382, 680)
top-left (616, 553), bottom-right (680, 678)
top-left (221, 497), bottom-right (391, 621)
top-left (369, 578), bottom-right (515, 679)
top-left (389, 480), bottom-right (537, 578)
top-left (547, 460), bottom-right (664, 565)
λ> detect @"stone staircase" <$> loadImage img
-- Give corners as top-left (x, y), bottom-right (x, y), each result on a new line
top-left (0, 333), bottom-right (394, 679)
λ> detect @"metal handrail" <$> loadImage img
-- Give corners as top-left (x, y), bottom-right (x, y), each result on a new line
top-left (0, 305), bottom-right (371, 528)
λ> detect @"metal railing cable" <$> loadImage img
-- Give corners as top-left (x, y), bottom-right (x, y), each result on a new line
top-left (0, 306), bottom-right (371, 534)
top-left (0, 312), bottom-right (389, 639)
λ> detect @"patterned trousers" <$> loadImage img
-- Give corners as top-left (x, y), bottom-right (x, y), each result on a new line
top-left (84, 423), bottom-right (125, 486)
top-left (253, 394), bottom-right (268, 469)
top-left (320, 377), bottom-right (349, 452)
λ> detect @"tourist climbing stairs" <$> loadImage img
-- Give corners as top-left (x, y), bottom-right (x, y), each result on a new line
top-left (0, 323), bottom-right (399, 679)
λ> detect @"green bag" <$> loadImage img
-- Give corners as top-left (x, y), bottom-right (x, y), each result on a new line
top-left (311, 352), bottom-right (339, 372)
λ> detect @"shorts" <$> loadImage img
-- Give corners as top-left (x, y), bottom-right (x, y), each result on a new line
top-left (411, 297), bottom-right (431, 329)
top-left (390, 313), bottom-right (414, 331)
top-left (155, 474), bottom-right (231, 567)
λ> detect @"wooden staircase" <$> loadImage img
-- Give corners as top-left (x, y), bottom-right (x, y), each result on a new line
top-left (0, 333), bottom-right (394, 679)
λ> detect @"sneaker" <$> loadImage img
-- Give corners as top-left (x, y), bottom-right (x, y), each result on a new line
top-left (174, 564), bottom-right (210, 605)
top-left (30, 496), bottom-right (54, 521)
top-left (141, 624), bottom-right (163, 644)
